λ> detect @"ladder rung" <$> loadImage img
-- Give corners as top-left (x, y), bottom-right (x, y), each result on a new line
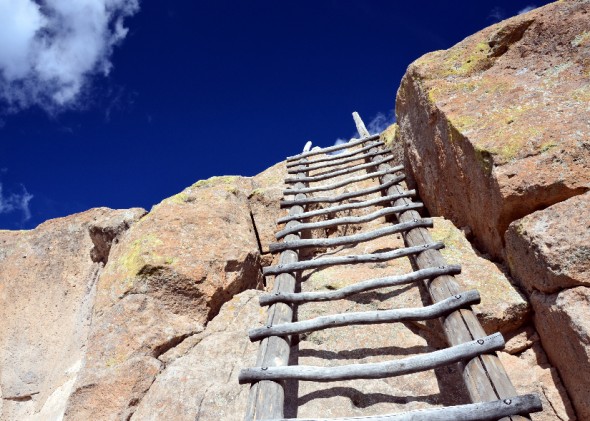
top-left (286, 142), bottom-right (384, 168)
top-left (262, 242), bottom-right (444, 275)
top-left (259, 265), bottom-right (462, 306)
top-left (277, 191), bottom-right (416, 224)
top-left (287, 148), bottom-right (388, 174)
top-left (286, 134), bottom-right (381, 162)
top-left (284, 156), bottom-right (394, 183)
top-left (249, 290), bottom-right (480, 341)
top-left (275, 202), bottom-right (423, 239)
top-left (238, 332), bottom-right (505, 383)
top-left (280, 176), bottom-right (405, 207)
top-left (262, 394), bottom-right (542, 421)
top-left (283, 166), bottom-right (404, 195)
top-left (270, 219), bottom-right (433, 252)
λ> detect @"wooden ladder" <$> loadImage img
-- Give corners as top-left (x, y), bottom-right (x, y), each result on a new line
top-left (239, 113), bottom-right (542, 421)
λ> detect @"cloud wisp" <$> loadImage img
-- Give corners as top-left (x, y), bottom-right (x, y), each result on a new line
top-left (0, 0), bottom-right (139, 113)
top-left (0, 182), bottom-right (33, 223)
top-left (518, 5), bottom-right (537, 15)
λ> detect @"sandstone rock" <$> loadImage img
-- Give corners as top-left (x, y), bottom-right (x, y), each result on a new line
top-left (532, 286), bottom-right (590, 420)
top-left (130, 290), bottom-right (264, 421)
top-left (64, 177), bottom-right (264, 420)
top-left (0, 207), bottom-right (145, 420)
top-left (396, 0), bottom-right (590, 260)
top-left (249, 161), bottom-right (288, 255)
top-left (506, 192), bottom-right (590, 294)
top-left (498, 343), bottom-right (577, 421)
top-left (430, 217), bottom-right (529, 334)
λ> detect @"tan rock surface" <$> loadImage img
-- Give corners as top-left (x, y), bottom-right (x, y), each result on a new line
top-left (532, 287), bottom-right (590, 420)
top-left (396, 0), bottom-right (590, 260)
top-left (506, 192), bottom-right (590, 294)
top-left (430, 217), bottom-right (529, 334)
top-left (498, 343), bottom-right (577, 421)
top-left (129, 290), bottom-right (265, 421)
top-left (64, 176), bottom-right (264, 420)
top-left (0, 207), bottom-right (145, 420)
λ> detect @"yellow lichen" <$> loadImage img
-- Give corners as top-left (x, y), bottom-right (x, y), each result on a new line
top-left (572, 31), bottom-right (590, 47)
top-left (192, 176), bottom-right (239, 189)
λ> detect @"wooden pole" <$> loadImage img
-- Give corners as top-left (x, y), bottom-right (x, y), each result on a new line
top-left (352, 113), bottom-right (532, 421)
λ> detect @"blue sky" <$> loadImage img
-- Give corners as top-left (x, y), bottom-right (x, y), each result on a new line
top-left (0, 0), bottom-right (551, 229)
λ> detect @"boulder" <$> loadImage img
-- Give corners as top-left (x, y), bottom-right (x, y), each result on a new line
top-left (531, 287), bottom-right (590, 420)
top-left (506, 192), bottom-right (590, 294)
top-left (64, 176), bottom-right (264, 420)
top-left (0, 207), bottom-right (145, 420)
top-left (396, 0), bottom-right (590, 260)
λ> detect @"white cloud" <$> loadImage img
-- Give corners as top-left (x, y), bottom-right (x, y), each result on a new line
top-left (0, 183), bottom-right (33, 222)
top-left (517, 5), bottom-right (537, 15)
top-left (366, 111), bottom-right (395, 135)
top-left (0, 0), bottom-right (139, 112)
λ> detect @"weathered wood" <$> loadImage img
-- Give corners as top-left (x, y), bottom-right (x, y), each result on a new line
top-left (277, 191), bottom-right (416, 224)
top-left (286, 134), bottom-right (380, 162)
top-left (275, 202), bottom-right (423, 239)
top-left (284, 166), bottom-right (404, 195)
top-left (366, 147), bottom-right (531, 420)
top-left (353, 111), bottom-right (371, 138)
top-left (249, 290), bottom-right (480, 341)
top-left (262, 242), bottom-right (444, 275)
top-left (239, 333), bottom-right (505, 383)
top-left (287, 149), bottom-right (387, 174)
top-left (280, 176), bottom-right (407, 207)
top-left (284, 156), bottom-right (394, 183)
top-left (270, 219), bottom-right (433, 252)
top-left (258, 265), bottom-right (462, 306)
top-left (244, 163), bottom-right (308, 421)
top-left (286, 142), bottom-right (385, 169)
top-left (264, 394), bottom-right (542, 421)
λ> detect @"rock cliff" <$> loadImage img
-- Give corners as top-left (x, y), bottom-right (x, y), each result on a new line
top-left (396, 0), bottom-right (589, 418)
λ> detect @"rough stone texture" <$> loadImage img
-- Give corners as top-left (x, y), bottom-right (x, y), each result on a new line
top-left (130, 290), bottom-right (264, 421)
top-left (249, 162), bottom-right (288, 255)
top-left (532, 287), bottom-right (590, 420)
top-left (0, 207), bottom-right (145, 421)
top-left (63, 176), bottom-right (264, 420)
top-left (506, 192), bottom-right (590, 294)
top-left (396, 0), bottom-right (590, 260)
top-left (498, 343), bottom-right (577, 421)
top-left (430, 217), bottom-right (529, 334)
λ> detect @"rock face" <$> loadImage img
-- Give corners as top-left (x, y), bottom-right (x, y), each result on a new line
top-left (0, 208), bottom-right (145, 421)
top-left (531, 287), bottom-right (590, 420)
top-left (505, 192), bottom-right (590, 294)
top-left (63, 176), bottom-right (264, 420)
top-left (430, 217), bottom-right (529, 334)
top-left (396, 0), bottom-right (590, 260)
